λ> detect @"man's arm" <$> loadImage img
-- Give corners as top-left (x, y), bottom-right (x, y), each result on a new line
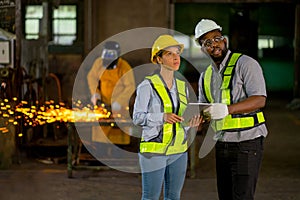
top-left (228, 95), bottom-right (266, 115)
top-left (87, 58), bottom-right (105, 96)
top-left (228, 56), bottom-right (267, 114)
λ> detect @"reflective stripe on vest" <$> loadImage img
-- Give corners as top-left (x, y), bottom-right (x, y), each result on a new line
top-left (203, 53), bottom-right (265, 131)
top-left (140, 74), bottom-right (188, 155)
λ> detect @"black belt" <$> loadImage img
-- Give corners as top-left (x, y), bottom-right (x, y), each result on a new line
top-left (216, 136), bottom-right (264, 148)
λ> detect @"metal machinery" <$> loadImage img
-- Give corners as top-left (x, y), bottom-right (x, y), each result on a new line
top-left (67, 119), bottom-right (138, 178)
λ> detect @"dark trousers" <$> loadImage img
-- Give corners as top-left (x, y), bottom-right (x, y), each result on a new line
top-left (215, 136), bottom-right (264, 200)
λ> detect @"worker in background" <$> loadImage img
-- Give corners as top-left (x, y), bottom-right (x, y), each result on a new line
top-left (87, 41), bottom-right (135, 147)
top-left (133, 35), bottom-right (202, 200)
top-left (194, 19), bottom-right (268, 200)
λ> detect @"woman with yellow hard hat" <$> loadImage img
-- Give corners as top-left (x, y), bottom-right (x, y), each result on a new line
top-left (133, 34), bottom-right (203, 200)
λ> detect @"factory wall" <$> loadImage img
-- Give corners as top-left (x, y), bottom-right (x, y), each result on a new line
top-left (47, 0), bottom-right (171, 104)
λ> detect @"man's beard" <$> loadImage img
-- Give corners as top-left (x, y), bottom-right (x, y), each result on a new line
top-left (212, 48), bottom-right (228, 63)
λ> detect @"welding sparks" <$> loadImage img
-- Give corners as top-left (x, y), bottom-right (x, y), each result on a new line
top-left (0, 98), bottom-right (112, 131)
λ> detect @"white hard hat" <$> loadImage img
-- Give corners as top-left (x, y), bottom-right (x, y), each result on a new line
top-left (194, 19), bottom-right (222, 40)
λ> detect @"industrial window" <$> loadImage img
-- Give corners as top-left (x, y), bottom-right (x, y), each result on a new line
top-left (52, 5), bottom-right (77, 45)
top-left (25, 5), bottom-right (77, 45)
top-left (258, 36), bottom-right (293, 59)
top-left (25, 5), bottom-right (43, 40)
top-left (258, 38), bottom-right (274, 49)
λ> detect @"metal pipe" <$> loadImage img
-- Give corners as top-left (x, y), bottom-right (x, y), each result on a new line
top-left (294, 4), bottom-right (300, 98)
top-left (48, 73), bottom-right (62, 102)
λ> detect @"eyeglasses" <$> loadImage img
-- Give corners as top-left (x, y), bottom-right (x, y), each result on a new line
top-left (201, 36), bottom-right (225, 48)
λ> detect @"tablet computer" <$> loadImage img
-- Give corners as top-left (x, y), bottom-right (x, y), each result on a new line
top-left (182, 102), bottom-right (211, 122)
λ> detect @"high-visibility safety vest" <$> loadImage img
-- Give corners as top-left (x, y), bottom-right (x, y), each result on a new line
top-left (203, 53), bottom-right (265, 132)
top-left (140, 74), bottom-right (188, 155)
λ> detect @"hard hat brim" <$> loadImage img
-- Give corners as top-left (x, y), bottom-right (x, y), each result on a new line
top-left (151, 44), bottom-right (184, 64)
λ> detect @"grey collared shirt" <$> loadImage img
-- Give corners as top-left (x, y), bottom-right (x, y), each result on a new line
top-left (198, 50), bottom-right (268, 142)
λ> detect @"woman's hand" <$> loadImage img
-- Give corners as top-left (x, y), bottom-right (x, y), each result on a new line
top-left (189, 115), bottom-right (204, 127)
top-left (164, 113), bottom-right (183, 124)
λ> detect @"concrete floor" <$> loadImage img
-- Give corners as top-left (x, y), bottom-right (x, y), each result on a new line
top-left (1, 95), bottom-right (300, 200)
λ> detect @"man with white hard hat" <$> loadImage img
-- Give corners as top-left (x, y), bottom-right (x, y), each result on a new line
top-left (195, 19), bottom-right (268, 200)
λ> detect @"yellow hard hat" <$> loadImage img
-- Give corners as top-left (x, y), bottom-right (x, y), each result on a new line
top-left (151, 35), bottom-right (184, 64)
